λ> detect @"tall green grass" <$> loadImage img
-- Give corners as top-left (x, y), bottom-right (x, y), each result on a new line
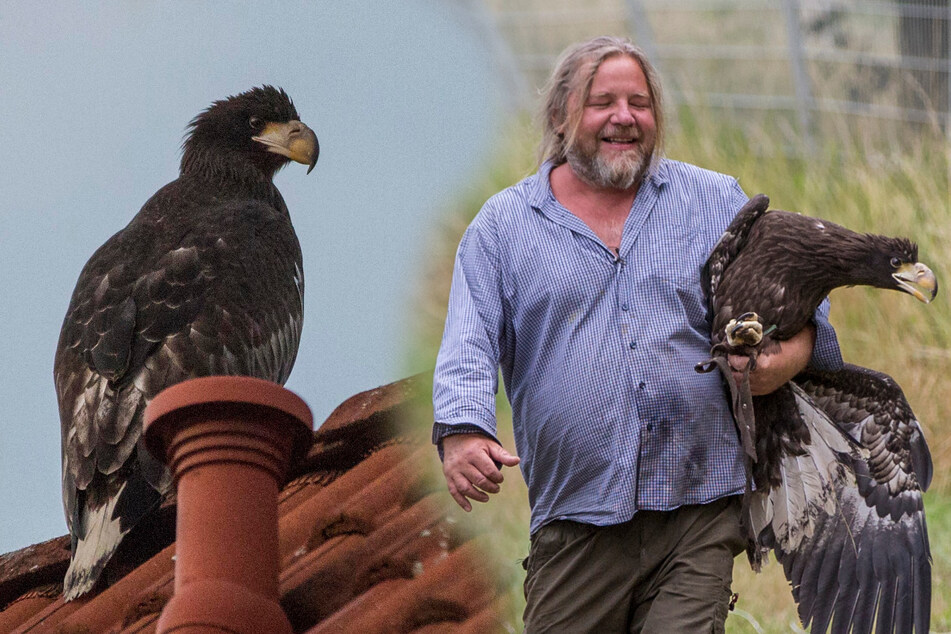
top-left (407, 109), bottom-right (951, 632)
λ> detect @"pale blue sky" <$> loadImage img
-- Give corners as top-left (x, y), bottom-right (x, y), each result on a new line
top-left (0, 1), bottom-right (510, 553)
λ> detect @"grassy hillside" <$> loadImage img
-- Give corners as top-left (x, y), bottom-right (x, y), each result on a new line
top-left (408, 112), bottom-right (951, 632)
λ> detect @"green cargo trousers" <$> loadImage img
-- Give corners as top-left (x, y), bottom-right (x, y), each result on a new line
top-left (522, 495), bottom-right (745, 633)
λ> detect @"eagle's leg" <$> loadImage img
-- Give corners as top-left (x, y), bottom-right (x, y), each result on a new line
top-left (726, 311), bottom-right (764, 348)
top-left (695, 312), bottom-right (763, 373)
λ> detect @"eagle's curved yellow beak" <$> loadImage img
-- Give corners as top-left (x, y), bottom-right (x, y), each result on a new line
top-left (893, 262), bottom-right (938, 303)
top-left (253, 120), bottom-right (319, 174)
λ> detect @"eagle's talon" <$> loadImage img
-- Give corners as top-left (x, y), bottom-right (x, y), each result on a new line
top-left (725, 314), bottom-right (764, 347)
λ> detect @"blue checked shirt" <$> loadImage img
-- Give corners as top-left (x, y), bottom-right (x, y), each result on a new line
top-left (433, 159), bottom-right (843, 535)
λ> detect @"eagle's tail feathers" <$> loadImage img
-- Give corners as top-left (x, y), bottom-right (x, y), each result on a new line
top-left (63, 468), bottom-right (165, 601)
top-left (63, 481), bottom-right (130, 601)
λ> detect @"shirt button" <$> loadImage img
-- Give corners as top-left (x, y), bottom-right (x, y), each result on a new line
top-left (638, 381), bottom-right (646, 389)
top-left (629, 341), bottom-right (637, 350)
top-left (621, 302), bottom-right (630, 311)
top-left (646, 423), bottom-right (654, 432)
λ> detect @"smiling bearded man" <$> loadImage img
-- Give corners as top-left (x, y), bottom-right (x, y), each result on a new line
top-left (432, 36), bottom-right (843, 633)
top-left (564, 54), bottom-right (657, 191)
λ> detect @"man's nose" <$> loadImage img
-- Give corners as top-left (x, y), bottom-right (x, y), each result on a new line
top-left (611, 104), bottom-right (636, 126)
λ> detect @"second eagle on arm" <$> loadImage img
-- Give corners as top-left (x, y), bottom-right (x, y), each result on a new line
top-left (698, 194), bottom-right (937, 633)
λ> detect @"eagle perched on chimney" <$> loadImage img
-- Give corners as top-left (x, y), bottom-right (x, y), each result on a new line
top-left (55, 86), bottom-right (319, 600)
top-left (698, 194), bottom-right (937, 633)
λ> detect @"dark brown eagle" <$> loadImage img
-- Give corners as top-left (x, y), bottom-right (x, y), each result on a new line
top-left (54, 86), bottom-right (319, 600)
top-left (698, 194), bottom-right (937, 633)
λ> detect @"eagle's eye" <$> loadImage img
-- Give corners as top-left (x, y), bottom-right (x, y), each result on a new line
top-left (249, 116), bottom-right (263, 130)
top-left (889, 257), bottom-right (902, 268)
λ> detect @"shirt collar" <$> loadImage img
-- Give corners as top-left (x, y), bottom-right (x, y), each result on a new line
top-left (527, 160), bottom-right (556, 210)
top-left (529, 157), bottom-right (670, 211)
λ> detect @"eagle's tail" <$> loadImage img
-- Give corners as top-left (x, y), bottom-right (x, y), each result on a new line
top-left (63, 468), bottom-right (166, 601)
top-left (63, 480), bottom-right (131, 601)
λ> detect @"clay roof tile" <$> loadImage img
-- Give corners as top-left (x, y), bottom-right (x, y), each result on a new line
top-left (0, 376), bottom-right (510, 633)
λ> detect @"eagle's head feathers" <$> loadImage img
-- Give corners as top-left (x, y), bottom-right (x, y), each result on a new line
top-left (838, 233), bottom-right (937, 303)
top-left (181, 85), bottom-right (318, 181)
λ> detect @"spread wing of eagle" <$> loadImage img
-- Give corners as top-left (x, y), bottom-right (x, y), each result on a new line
top-left (54, 86), bottom-right (319, 600)
top-left (698, 194), bottom-right (937, 633)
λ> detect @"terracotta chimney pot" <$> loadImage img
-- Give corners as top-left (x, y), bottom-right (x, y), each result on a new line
top-left (144, 376), bottom-right (314, 634)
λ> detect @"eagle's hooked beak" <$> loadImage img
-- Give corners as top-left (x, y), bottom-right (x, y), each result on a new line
top-left (893, 262), bottom-right (938, 303)
top-left (253, 120), bottom-right (319, 174)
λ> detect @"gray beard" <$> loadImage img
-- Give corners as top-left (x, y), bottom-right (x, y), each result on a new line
top-left (566, 144), bottom-right (650, 190)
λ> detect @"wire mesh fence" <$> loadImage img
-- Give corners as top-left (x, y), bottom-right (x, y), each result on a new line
top-left (475, 0), bottom-right (950, 151)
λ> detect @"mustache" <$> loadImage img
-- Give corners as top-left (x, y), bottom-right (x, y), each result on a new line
top-left (601, 125), bottom-right (640, 139)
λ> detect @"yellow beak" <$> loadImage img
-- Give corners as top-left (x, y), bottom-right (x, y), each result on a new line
top-left (893, 262), bottom-right (938, 303)
top-left (253, 120), bottom-right (319, 174)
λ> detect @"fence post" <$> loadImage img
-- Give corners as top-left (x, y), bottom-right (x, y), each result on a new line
top-left (783, 0), bottom-right (816, 153)
top-left (625, 0), bottom-right (661, 68)
top-left (625, 0), bottom-right (678, 126)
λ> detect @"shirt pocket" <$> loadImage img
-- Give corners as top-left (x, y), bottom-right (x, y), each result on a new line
top-left (647, 222), bottom-right (704, 290)
top-left (636, 222), bottom-right (712, 336)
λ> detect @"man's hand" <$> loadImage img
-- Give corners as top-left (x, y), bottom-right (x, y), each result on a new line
top-left (441, 433), bottom-right (520, 512)
top-left (728, 324), bottom-right (816, 395)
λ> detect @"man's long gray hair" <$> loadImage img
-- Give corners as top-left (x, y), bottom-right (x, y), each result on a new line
top-left (537, 36), bottom-right (665, 169)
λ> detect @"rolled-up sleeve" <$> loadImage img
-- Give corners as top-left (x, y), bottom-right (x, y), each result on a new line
top-left (809, 297), bottom-right (843, 371)
top-left (432, 206), bottom-right (506, 447)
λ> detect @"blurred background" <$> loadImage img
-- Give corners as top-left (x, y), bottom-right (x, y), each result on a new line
top-left (483, 0), bottom-right (950, 148)
top-left (409, 1), bottom-right (951, 632)
top-left (1, 1), bottom-right (948, 631)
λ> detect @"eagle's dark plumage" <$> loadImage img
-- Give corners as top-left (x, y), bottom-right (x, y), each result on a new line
top-left (700, 194), bottom-right (937, 633)
top-left (55, 86), bottom-right (319, 600)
